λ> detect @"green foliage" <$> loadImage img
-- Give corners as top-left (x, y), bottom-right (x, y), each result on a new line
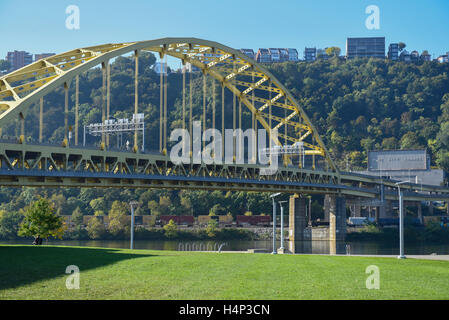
top-left (0, 210), bottom-right (23, 239)
top-left (209, 204), bottom-right (226, 216)
top-left (206, 219), bottom-right (218, 238)
top-left (163, 219), bottom-right (178, 238)
top-left (86, 216), bottom-right (106, 239)
top-left (108, 201), bottom-right (130, 236)
top-left (0, 59), bottom-right (10, 71)
top-left (71, 207), bottom-right (83, 226)
top-left (325, 47), bottom-right (341, 57)
top-left (18, 198), bottom-right (66, 241)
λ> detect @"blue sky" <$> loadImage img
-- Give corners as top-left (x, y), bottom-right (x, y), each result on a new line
top-left (1, 0), bottom-right (448, 62)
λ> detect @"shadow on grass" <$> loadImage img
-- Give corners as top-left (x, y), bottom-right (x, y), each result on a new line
top-left (0, 245), bottom-right (154, 291)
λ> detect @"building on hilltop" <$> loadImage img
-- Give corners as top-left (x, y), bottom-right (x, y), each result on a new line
top-left (240, 49), bottom-right (255, 60)
top-left (268, 48), bottom-right (281, 62)
top-left (410, 50), bottom-right (420, 62)
top-left (317, 48), bottom-right (330, 60)
top-left (346, 37), bottom-right (385, 59)
top-left (256, 48), bottom-right (271, 63)
top-left (6, 50), bottom-right (33, 71)
top-left (286, 48), bottom-right (299, 61)
top-left (399, 50), bottom-right (411, 62)
top-left (304, 47), bottom-right (316, 62)
top-left (34, 53), bottom-right (55, 61)
top-left (388, 43), bottom-right (399, 61)
top-left (437, 54), bottom-right (449, 63)
top-left (420, 52), bottom-right (431, 62)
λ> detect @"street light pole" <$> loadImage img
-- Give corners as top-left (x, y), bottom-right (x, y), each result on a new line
top-left (270, 193), bottom-right (281, 255)
top-left (395, 181), bottom-right (407, 259)
top-left (279, 201), bottom-right (287, 252)
top-left (129, 201), bottom-right (139, 250)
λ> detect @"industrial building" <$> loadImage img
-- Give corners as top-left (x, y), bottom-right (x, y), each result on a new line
top-left (359, 149), bottom-right (445, 186)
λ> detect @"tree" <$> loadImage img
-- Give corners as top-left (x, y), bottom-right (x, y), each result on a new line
top-left (89, 197), bottom-right (106, 213)
top-left (0, 59), bottom-right (11, 72)
top-left (400, 132), bottom-right (422, 149)
top-left (18, 198), bottom-right (66, 242)
top-left (108, 201), bottom-right (129, 236)
top-left (0, 210), bottom-right (23, 239)
top-left (71, 207), bottom-right (83, 227)
top-left (325, 47), bottom-right (341, 57)
top-left (206, 219), bottom-right (218, 238)
top-left (148, 200), bottom-right (161, 216)
top-left (209, 204), bottom-right (226, 216)
top-left (163, 219), bottom-right (177, 238)
top-left (398, 42), bottom-right (406, 52)
top-left (159, 196), bottom-right (172, 213)
top-left (87, 216), bottom-right (106, 239)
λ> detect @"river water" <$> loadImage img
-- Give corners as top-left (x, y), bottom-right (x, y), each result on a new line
top-left (2, 239), bottom-right (448, 255)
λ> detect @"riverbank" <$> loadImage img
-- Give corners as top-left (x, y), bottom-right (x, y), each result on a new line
top-left (1, 245), bottom-right (449, 299)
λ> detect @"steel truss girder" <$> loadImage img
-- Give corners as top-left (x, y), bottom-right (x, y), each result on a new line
top-left (0, 38), bottom-right (335, 171)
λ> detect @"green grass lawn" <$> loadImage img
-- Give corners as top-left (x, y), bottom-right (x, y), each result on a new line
top-left (1, 244), bottom-right (449, 300)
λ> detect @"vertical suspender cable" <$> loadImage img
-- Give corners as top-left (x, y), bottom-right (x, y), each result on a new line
top-left (19, 113), bottom-right (25, 144)
top-left (182, 66), bottom-right (186, 131)
top-left (251, 72), bottom-right (255, 162)
top-left (189, 66), bottom-right (193, 157)
top-left (101, 64), bottom-right (106, 148)
top-left (203, 73), bottom-right (206, 149)
top-left (39, 97), bottom-right (44, 143)
top-left (182, 65), bottom-right (186, 152)
top-left (64, 82), bottom-right (69, 146)
top-left (159, 57), bottom-right (163, 153)
top-left (233, 61), bottom-right (236, 160)
top-left (75, 75), bottom-right (79, 146)
top-left (134, 50), bottom-right (139, 152)
top-left (221, 84), bottom-right (225, 158)
top-left (212, 78), bottom-right (216, 131)
top-left (106, 62), bottom-right (110, 147)
top-left (163, 55), bottom-right (168, 154)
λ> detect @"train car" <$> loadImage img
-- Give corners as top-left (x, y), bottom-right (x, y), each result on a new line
top-left (236, 215), bottom-right (271, 227)
top-left (160, 215), bottom-right (194, 226)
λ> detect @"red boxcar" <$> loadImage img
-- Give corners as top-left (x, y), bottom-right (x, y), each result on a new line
top-left (160, 215), bottom-right (194, 226)
top-left (236, 215), bottom-right (271, 226)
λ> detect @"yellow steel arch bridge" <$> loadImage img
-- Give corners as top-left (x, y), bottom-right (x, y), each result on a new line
top-left (0, 37), bottom-right (448, 202)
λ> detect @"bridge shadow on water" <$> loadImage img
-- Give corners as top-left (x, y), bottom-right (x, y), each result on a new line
top-left (0, 245), bottom-right (154, 291)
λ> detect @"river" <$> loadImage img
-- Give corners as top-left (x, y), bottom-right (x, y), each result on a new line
top-left (1, 239), bottom-right (448, 255)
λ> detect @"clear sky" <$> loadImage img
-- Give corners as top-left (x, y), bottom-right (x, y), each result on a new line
top-left (1, 0), bottom-right (448, 61)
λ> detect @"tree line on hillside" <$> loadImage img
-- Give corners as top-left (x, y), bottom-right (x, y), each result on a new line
top-left (0, 53), bottom-right (448, 235)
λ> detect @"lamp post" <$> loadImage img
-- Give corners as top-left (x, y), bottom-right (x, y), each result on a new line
top-left (278, 200), bottom-right (287, 253)
top-left (395, 181), bottom-right (408, 259)
top-left (129, 201), bottom-right (139, 250)
top-left (270, 193), bottom-right (281, 255)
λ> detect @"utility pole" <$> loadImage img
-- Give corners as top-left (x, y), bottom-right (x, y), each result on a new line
top-left (270, 193), bottom-right (281, 254)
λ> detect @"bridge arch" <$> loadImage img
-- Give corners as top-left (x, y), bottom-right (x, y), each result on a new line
top-left (0, 37), bottom-right (337, 172)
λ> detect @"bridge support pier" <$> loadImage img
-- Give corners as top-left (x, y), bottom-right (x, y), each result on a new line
top-left (328, 195), bottom-right (346, 255)
top-left (323, 194), bottom-right (331, 222)
top-left (417, 201), bottom-right (423, 224)
top-left (288, 194), bottom-right (307, 254)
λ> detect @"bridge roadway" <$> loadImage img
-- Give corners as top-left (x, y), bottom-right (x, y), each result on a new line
top-left (0, 141), bottom-right (448, 201)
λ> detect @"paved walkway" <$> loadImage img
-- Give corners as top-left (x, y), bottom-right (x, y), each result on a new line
top-left (218, 251), bottom-right (449, 261)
